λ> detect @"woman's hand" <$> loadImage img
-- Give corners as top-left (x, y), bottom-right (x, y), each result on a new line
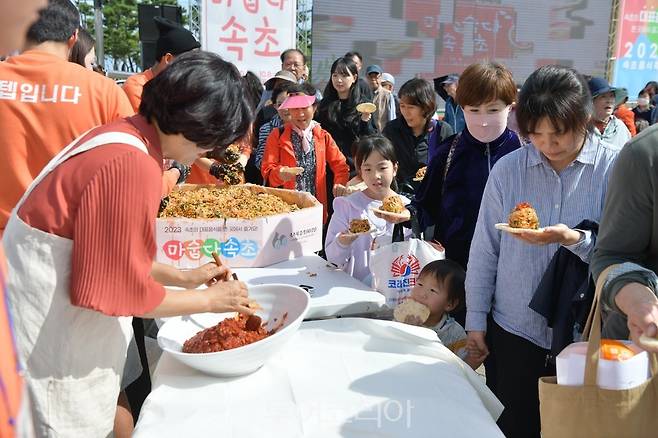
top-left (279, 166), bottom-right (303, 182)
top-left (361, 112), bottom-right (372, 122)
top-left (466, 331), bottom-right (489, 368)
top-left (338, 231), bottom-right (360, 247)
top-left (204, 280), bottom-right (253, 315)
top-left (179, 262), bottom-right (232, 288)
top-left (615, 282), bottom-right (658, 352)
top-left (372, 208), bottom-right (410, 224)
top-left (513, 223), bottom-right (581, 246)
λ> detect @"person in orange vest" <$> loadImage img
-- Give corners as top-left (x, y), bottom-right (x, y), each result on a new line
top-left (0, 0), bottom-right (49, 436)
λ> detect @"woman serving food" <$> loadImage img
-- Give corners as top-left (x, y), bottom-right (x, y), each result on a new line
top-left (3, 52), bottom-right (254, 437)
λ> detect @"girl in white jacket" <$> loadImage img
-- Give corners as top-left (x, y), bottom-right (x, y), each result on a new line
top-left (325, 135), bottom-right (410, 285)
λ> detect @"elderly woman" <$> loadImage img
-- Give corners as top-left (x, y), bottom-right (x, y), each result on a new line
top-left (262, 83), bottom-right (350, 223)
top-left (3, 51), bottom-right (254, 437)
top-left (465, 65), bottom-right (619, 438)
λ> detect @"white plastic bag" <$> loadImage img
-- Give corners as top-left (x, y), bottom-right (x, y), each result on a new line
top-left (370, 238), bottom-right (445, 308)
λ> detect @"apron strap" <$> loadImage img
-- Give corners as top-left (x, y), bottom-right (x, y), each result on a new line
top-left (15, 131), bottom-right (148, 211)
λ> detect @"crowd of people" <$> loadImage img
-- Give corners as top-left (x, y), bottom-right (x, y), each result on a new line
top-left (2, 1), bottom-right (658, 437)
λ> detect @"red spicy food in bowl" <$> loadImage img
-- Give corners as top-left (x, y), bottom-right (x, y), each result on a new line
top-left (182, 313), bottom-right (287, 354)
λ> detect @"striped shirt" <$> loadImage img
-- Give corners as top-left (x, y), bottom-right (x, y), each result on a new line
top-left (465, 135), bottom-right (618, 348)
top-left (291, 131), bottom-right (317, 196)
top-left (255, 114), bottom-right (283, 170)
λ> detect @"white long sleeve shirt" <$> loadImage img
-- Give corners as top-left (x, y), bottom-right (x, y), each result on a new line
top-left (325, 191), bottom-right (411, 285)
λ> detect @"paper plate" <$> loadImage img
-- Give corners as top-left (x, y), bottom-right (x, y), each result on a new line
top-left (356, 102), bottom-right (377, 114)
top-left (371, 207), bottom-right (408, 220)
top-left (288, 167), bottom-right (304, 176)
top-left (494, 223), bottom-right (545, 234)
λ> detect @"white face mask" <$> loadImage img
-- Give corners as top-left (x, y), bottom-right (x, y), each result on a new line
top-left (638, 97), bottom-right (650, 107)
top-left (463, 105), bottom-right (512, 143)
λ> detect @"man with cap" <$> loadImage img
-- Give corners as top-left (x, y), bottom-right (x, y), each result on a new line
top-left (366, 64), bottom-right (396, 131)
top-left (122, 16), bottom-right (200, 113)
top-left (588, 77), bottom-right (631, 150)
top-left (381, 72), bottom-right (400, 115)
top-left (434, 74), bottom-right (465, 134)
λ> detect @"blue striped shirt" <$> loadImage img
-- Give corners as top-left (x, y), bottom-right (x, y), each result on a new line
top-left (465, 135), bottom-right (618, 348)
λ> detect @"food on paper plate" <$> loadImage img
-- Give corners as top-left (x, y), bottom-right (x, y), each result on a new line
top-left (348, 218), bottom-right (371, 234)
top-left (393, 299), bottom-right (431, 326)
top-left (356, 102), bottom-right (377, 114)
top-left (508, 202), bottom-right (540, 229)
top-left (381, 195), bottom-right (405, 214)
top-left (159, 186), bottom-right (299, 219)
top-left (600, 339), bottom-right (636, 361)
top-left (182, 312), bottom-right (288, 354)
top-left (413, 166), bottom-right (427, 181)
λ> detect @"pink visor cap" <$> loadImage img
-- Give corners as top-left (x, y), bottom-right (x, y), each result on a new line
top-left (279, 94), bottom-right (316, 110)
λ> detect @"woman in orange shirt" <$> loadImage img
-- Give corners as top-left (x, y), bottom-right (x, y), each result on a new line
top-left (261, 83), bottom-right (350, 223)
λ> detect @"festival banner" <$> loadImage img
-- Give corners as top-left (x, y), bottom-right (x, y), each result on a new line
top-left (613, 0), bottom-right (658, 97)
top-left (312, 0), bottom-right (612, 91)
top-left (202, 0), bottom-right (297, 83)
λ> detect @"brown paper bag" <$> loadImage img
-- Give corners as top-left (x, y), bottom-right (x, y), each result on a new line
top-left (538, 266), bottom-right (658, 438)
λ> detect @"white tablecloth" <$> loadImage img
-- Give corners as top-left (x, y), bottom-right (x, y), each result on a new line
top-left (134, 318), bottom-right (504, 438)
top-left (158, 255), bottom-right (385, 328)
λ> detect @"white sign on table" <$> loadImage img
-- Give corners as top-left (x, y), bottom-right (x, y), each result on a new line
top-left (201, 0), bottom-right (297, 83)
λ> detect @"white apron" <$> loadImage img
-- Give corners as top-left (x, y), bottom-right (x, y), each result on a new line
top-left (3, 131), bottom-right (149, 437)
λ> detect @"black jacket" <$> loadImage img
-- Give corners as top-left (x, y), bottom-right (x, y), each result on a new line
top-left (383, 117), bottom-right (453, 185)
top-left (529, 220), bottom-right (599, 360)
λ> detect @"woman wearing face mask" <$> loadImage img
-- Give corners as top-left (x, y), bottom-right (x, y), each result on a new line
top-left (465, 65), bottom-right (619, 438)
top-left (632, 89), bottom-right (654, 126)
top-left (393, 62), bottom-right (521, 272)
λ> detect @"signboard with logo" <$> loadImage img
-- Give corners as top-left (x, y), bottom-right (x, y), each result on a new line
top-left (612, 0), bottom-right (658, 97)
top-left (201, 0), bottom-right (297, 83)
top-left (156, 185), bottom-right (322, 268)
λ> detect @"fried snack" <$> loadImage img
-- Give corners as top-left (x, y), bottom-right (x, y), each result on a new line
top-left (223, 144), bottom-right (241, 163)
top-left (356, 102), bottom-right (377, 114)
top-left (600, 340), bottom-right (636, 361)
top-left (159, 186), bottom-right (300, 219)
top-left (182, 314), bottom-right (268, 353)
top-left (508, 202), bottom-right (540, 229)
top-left (348, 218), bottom-right (371, 234)
top-left (215, 162), bottom-right (244, 185)
top-left (381, 195), bottom-right (405, 213)
top-left (414, 166), bottom-right (427, 181)
top-left (393, 299), bottom-right (430, 325)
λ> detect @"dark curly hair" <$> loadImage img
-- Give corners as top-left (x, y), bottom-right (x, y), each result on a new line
top-left (140, 51), bottom-right (253, 151)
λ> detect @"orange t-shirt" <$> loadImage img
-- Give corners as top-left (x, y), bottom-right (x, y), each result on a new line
top-left (0, 49), bottom-right (134, 230)
top-left (0, 246), bottom-right (23, 438)
top-left (123, 69), bottom-right (154, 113)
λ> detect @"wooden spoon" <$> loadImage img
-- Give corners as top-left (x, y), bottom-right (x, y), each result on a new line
top-left (230, 271), bottom-right (262, 331)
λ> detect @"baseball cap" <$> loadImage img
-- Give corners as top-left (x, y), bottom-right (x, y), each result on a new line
top-left (365, 65), bottom-right (383, 75)
top-left (264, 70), bottom-right (297, 87)
top-left (154, 16), bottom-right (200, 60)
top-left (381, 73), bottom-right (395, 85)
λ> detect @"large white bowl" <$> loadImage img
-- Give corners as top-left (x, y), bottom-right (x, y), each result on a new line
top-left (157, 284), bottom-right (310, 377)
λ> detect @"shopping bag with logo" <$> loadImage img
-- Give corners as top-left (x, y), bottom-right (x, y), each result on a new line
top-left (538, 265), bottom-right (658, 438)
top-left (370, 224), bottom-right (445, 308)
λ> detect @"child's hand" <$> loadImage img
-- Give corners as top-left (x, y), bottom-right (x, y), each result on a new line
top-left (404, 314), bottom-right (425, 326)
top-left (466, 331), bottom-right (489, 367)
top-left (279, 166), bottom-right (304, 181)
top-left (372, 208), bottom-right (410, 224)
top-left (337, 232), bottom-right (360, 247)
